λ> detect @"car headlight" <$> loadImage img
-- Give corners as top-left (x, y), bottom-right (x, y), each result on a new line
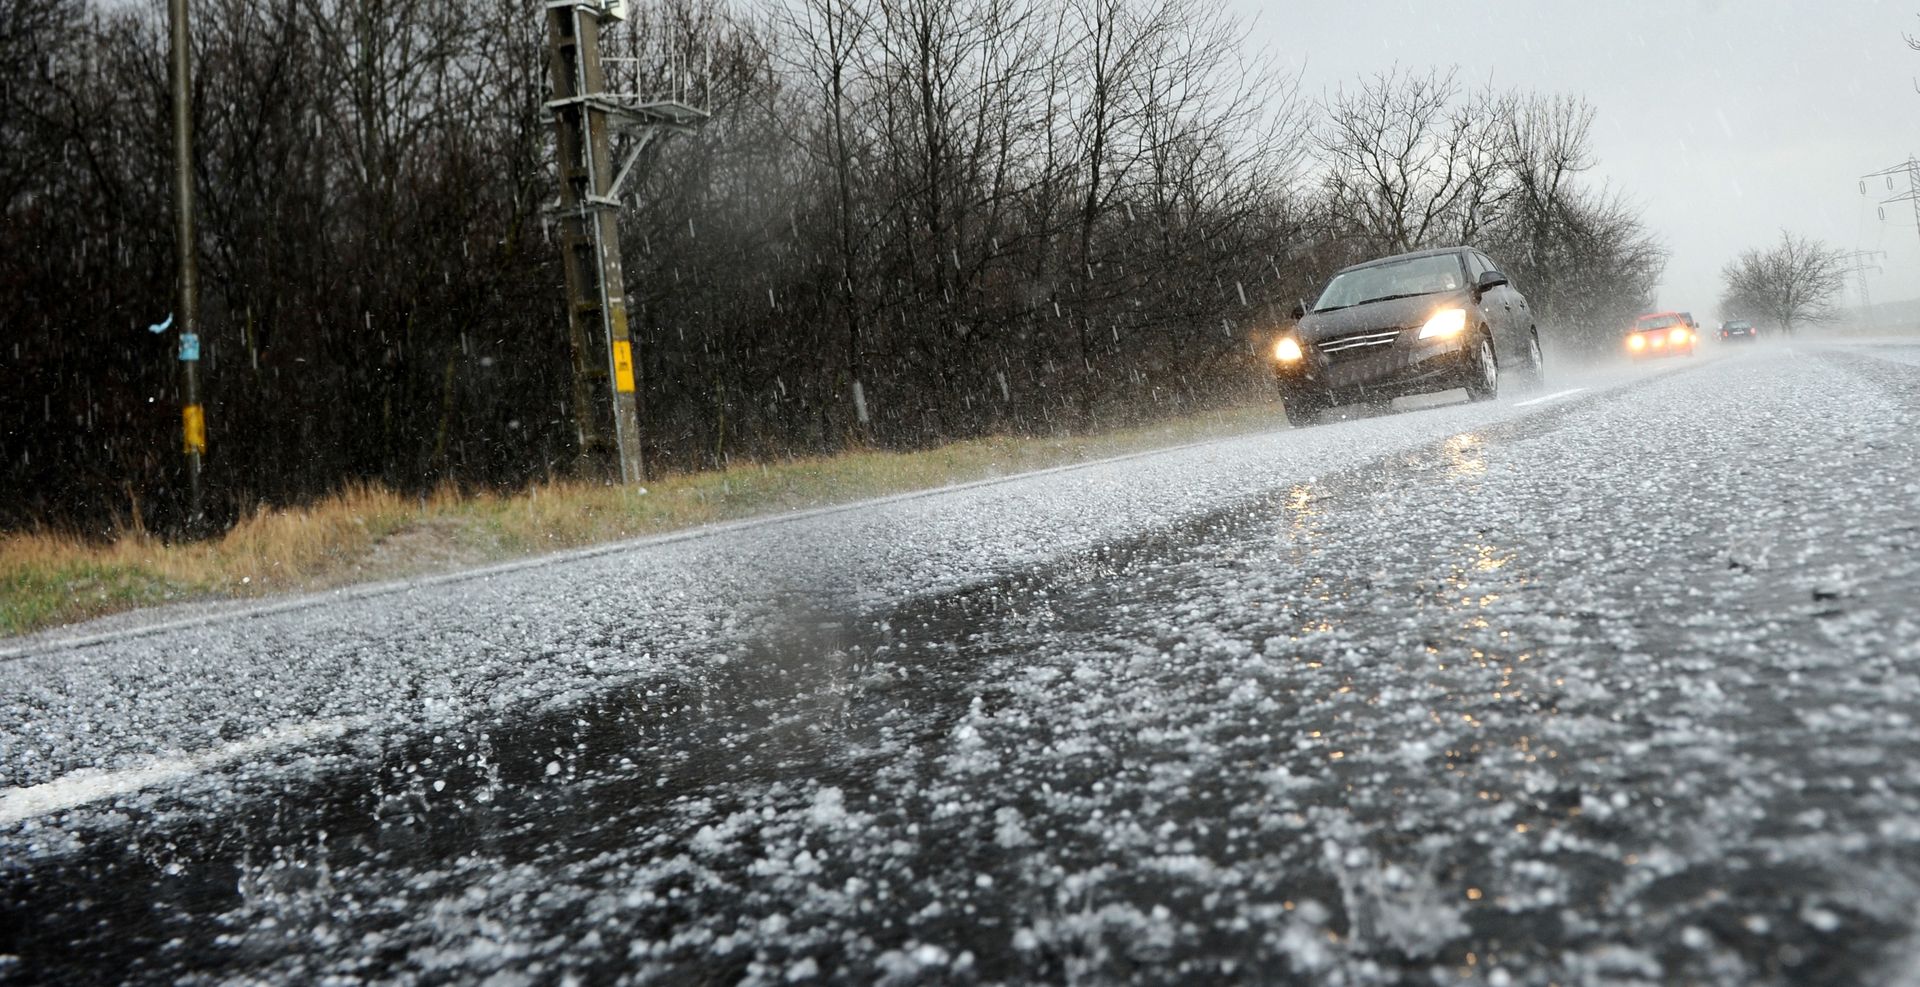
top-left (1274, 336), bottom-right (1304, 363)
top-left (1669, 327), bottom-right (1689, 345)
top-left (1417, 308), bottom-right (1467, 340)
top-left (1628, 334), bottom-right (1646, 350)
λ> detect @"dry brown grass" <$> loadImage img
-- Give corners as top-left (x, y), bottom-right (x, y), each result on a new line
top-left (1, 402), bottom-right (1284, 637)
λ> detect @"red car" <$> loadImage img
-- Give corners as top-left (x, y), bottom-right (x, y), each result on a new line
top-left (1626, 312), bottom-right (1696, 358)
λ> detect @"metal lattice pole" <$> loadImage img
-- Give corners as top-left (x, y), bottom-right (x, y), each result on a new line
top-left (547, 2), bottom-right (643, 483)
top-left (545, 1), bottom-right (707, 484)
top-left (1837, 249), bottom-right (1886, 326)
top-left (1861, 156), bottom-right (1920, 255)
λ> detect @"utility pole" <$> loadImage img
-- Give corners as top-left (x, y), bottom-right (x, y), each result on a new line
top-left (169, 0), bottom-right (204, 527)
top-left (545, 0), bottom-right (706, 483)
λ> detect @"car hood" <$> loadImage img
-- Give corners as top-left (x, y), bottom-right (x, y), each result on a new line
top-left (1298, 291), bottom-right (1470, 341)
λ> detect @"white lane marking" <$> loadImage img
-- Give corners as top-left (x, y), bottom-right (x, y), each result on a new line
top-left (0, 717), bottom-right (363, 825)
top-left (1513, 387), bottom-right (1587, 408)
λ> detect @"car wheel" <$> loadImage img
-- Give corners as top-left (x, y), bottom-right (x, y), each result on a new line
top-left (1464, 333), bottom-right (1498, 401)
top-left (1514, 331), bottom-right (1545, 392)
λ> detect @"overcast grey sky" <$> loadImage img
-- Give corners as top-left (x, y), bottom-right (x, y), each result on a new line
top-left (1235, 0), bottom-right (1920, 318)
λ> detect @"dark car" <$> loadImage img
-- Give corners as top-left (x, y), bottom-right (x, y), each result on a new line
top-left (1719, 319), bottom-right (1760, 342)
top-left (1270, 247), bottom-right (1543, 425)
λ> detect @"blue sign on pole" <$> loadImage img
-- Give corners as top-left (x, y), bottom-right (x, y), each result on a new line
top-left (178, 332), bottom-right (200, 362)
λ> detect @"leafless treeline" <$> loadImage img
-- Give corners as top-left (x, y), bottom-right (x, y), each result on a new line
top-left (1, 0), bottom-right (1663, 534)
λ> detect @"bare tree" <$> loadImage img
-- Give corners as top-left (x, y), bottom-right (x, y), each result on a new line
top-left (0, 0), bottom-right (66, 213)
top-left (1316, 68), bottom-right (1512, 255)
top-left (1307, 77), bottom-right (1663, 353)
top-left (1484, 93), bottom-right (1664, 351)
top-left (1521, 188), bottom-right (1665, 350)
top-left (780, 0), bottom-right (876, 422)
top-left (1907, 13), bottom-right (1919, 91)
top-left (1720, 231), bottom-right (1848, 335)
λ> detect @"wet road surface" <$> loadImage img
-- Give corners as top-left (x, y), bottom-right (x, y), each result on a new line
top-left (4, 343), bottom-right (1920, 985)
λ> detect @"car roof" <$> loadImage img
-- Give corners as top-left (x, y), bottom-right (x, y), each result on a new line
top-left (1334, 246), bottom-right (1470, 276)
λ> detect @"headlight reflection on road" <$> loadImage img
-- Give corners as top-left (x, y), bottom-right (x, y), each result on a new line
top-left (1281, 483), bottom-right (1322, 540)
top-left (1445, 432), bottom-right (1486, 479)
top-left (1473, 543), bottom-right (1512, 574)
top-left (1277, 483), bottom-right (1339, 631)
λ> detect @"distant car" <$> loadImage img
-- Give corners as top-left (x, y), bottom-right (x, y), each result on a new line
top-left (1270, 246), bottom-right (1543, 425)
top-left (1719, 319), bottom-right (1759, 342)
top-left (1626, 312), bottom-right (1696, 358)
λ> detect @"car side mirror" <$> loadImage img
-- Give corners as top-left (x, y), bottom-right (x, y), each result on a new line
top-left (1289, 301), bottom-right (1306, 321)
top-left (1475, 270), bottom-right (1509, 294)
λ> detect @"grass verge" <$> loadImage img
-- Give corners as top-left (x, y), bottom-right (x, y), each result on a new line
top-left (1, 402), bottom-right (1285, 638)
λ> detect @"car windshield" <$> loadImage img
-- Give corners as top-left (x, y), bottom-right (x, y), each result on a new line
top-left (1636, 315), bottom-right (1681, 330)
top-left (1313, 254), bottom-right (1464, 312)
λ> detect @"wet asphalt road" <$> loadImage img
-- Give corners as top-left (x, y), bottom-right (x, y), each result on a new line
top-left (4, 342), bottom-right (1920, 986)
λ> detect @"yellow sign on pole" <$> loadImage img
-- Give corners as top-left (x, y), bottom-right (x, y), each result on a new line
top-left (182, 403), bottom-right (206, 453)
top-left (612, 339), bottom-right (636, 393)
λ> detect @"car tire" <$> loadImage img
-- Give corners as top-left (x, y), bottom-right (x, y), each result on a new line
top-left (1464, 332), bottom-right (1498, 402)
top-left (1513, 331), bottom-right (1545, 393)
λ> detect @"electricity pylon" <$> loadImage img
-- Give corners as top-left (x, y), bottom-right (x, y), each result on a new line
top-left (1837, 249), bottom-right (1885, 326)
top-left (1860, 157), bottom-right (1920, 250)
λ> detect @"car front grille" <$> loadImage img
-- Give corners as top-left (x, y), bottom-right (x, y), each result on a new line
top-left (1316, 327), bottom-right (1403, 363)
